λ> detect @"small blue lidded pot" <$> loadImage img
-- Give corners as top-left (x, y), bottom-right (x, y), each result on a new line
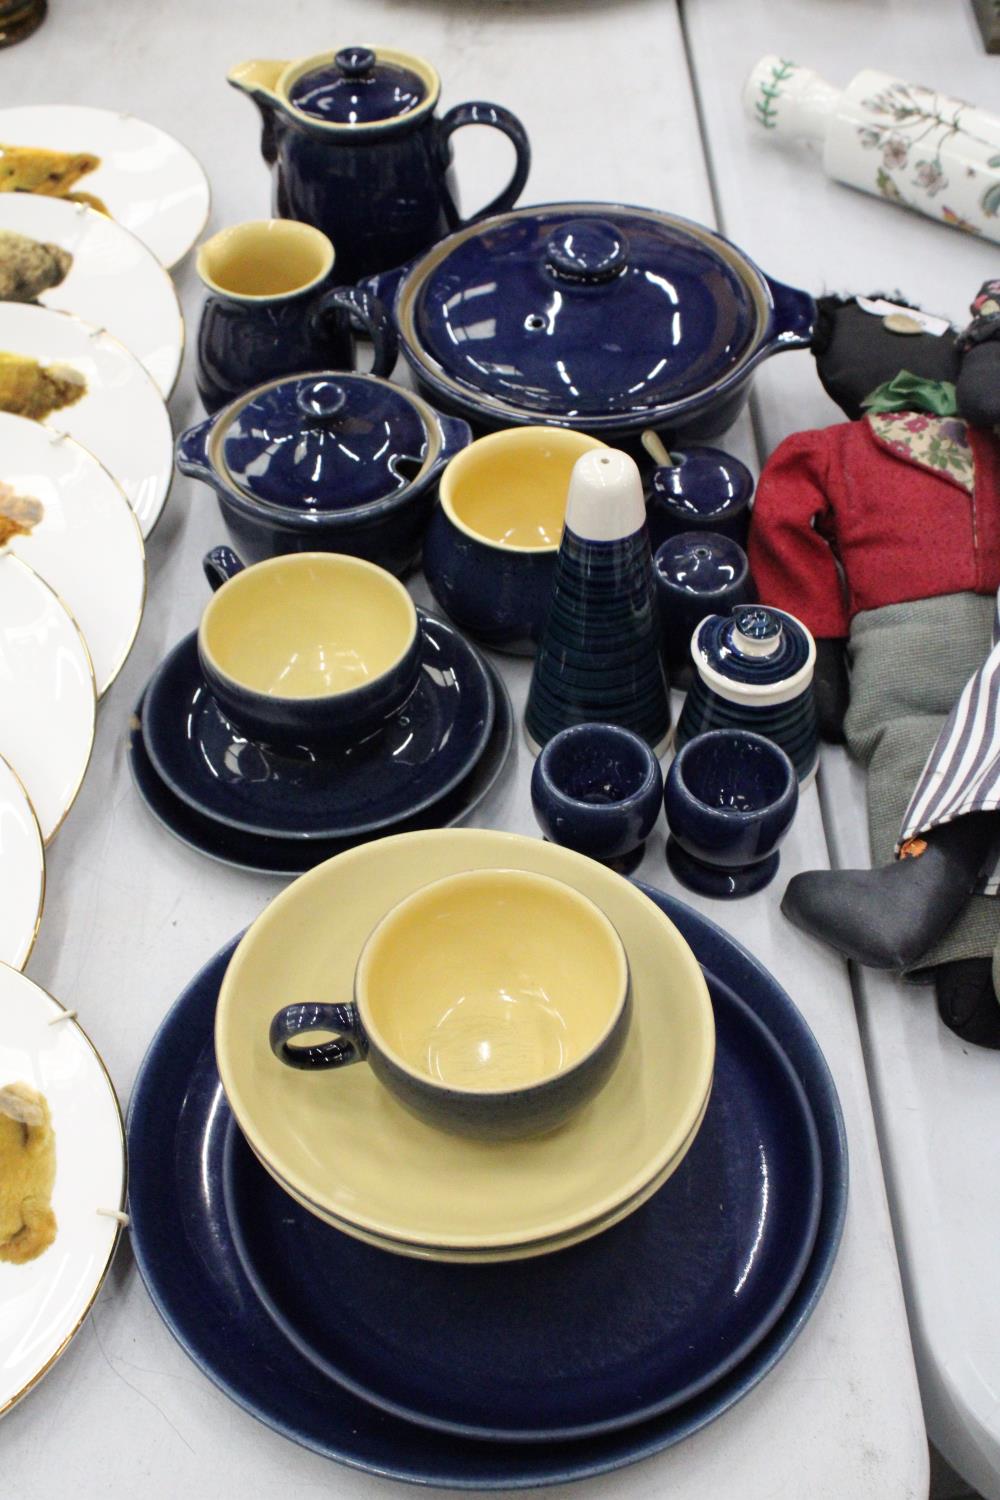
top-left (664, 729), bottom-right (799, 899)
top-left (531, 723), bottom-right (664, 874)
top-left (653, 532), bottom-right (755, 679)
top-left (198, 546), bottom-right (423, 752)
top-left (645, 446), bottom-right (754, 553)
top-left (269, 868), bottom-right (632, 1140)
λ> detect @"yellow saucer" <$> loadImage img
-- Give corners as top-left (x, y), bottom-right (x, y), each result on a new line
top-left (215, 829), bottom-right (715, 1260)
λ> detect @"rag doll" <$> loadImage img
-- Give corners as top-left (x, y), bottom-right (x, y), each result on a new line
top-left (748, 285), bottom-right (1000, 1048)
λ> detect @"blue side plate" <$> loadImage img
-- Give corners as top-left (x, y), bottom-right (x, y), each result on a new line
top-left (126, 889), bottom-right (847, 1488)
top-left (141, 614), bottom-right (494, 840)
top-left (222, 971), bottom-right (821, 1441)
top-left (128, 667), bottom-right (513, 877)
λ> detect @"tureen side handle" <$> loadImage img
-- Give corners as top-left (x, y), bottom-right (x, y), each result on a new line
top-left (175, 419), bottom-right (215, 484)
top-left (763, 276), bottom-right (817, 352)
top-left (358, 261), bottom-right (411, 312)
top-left (436, 414), bottom-right (474, 465)
top-left (438, 102), bottom-right (532, 228)
top-left (314, 285), bottom-right (399, 379)
top-left (227, 59), bottom-right (289, 165)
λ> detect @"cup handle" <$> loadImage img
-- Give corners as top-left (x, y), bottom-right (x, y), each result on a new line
top-left (203, 545), bottom-right (246, 593)
top-left (313, 285), bottom-right (398, 379)
top-left (269, 1002), bottom-right (366, 1070)
top-left (438, 102), bottom-right (532, 228)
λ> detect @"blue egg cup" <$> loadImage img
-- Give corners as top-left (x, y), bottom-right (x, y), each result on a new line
top-left (531, 722), bottom-right (663, 874)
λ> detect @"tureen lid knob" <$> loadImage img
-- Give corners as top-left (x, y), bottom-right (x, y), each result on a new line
top-left (335, 46), bottom-right (376, 79)
top-left (297, 379), bottom-right (348, 424)
top-left (545, 219), bottom-right (629, 284)
top-left (731, 605), bottom-right (783, 656)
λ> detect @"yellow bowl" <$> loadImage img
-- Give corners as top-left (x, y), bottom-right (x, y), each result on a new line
top-left (215, 829), bottom-right (715, 1261)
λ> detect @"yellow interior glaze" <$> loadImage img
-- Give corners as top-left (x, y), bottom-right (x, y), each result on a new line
top-left (214, 828), bottom-right (715, 1256)
top-left (200, 553), bottom-right (416, 700)
top-left (358, 870), bottom-right (628, 1092)
top-left (440, 428), bottom-right (607, 551)
top-left (197, 220), bottom-right (334, 300)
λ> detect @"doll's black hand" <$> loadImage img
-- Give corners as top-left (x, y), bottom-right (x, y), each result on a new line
top-left (813, 637), bottom-right (849, 744)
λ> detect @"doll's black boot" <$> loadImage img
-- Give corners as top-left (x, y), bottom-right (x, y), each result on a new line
top-left (936, 959), bottom-right (1000, 1049)
top-left (781, 814), bottom-right (999, 970)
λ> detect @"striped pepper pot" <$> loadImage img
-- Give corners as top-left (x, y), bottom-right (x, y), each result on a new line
top-left (675, 605), bottom-right (819, 784)
top-left (524, 449), bottom-right (671, 756)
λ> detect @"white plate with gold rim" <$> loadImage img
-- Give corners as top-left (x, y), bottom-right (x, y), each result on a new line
top-left (0, 755), bottom-right (44, 971)
top-left (0, 413), bottom-right (145, 694)
top-left (0, 195), bottom-right (184, 397)
top-left (0, 104), bottom-right (210, 270)
top-left (216, 828), bottom-right (715, 1262)
top-left (0, 303), bottom-right (172, 537)
top-left (0, 964), bottom-right (126, 1417)
top-left (0, 553), bottom-right (96, 842)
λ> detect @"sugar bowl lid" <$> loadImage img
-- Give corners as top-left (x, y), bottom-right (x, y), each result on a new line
top-left (399, 204), bottom-right (766, 423)
top-left (214, 373), bottom-right (437, 513)
top-left (692, 604), bottom-right (816, 704)
top-left (289, 47), bottom-right (434, 126)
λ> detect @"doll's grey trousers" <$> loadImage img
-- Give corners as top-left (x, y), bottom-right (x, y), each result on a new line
top-left (844, 590), bottom-right (1000, 973)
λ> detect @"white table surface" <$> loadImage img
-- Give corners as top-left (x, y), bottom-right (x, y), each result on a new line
top-left (1, 2), bottom-right (928, 1496)
top-left (683, 1), bottom-right (1000, 1494)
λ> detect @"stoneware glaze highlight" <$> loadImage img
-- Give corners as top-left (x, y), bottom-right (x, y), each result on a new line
top-left (197, 548), bottom-right (423, 752)
top-left (195, 219), bottom-right (396, 412)
top-left (665, 728), bottom-right (799, 898)
top-left (645, 446), bottom-right (754, 551)
top-left (126, 886), bottom-right (847, 1485)
top-left (177, 372), bottom-right (471, 576)
top-left (653, 531), bottom-right (755, 677)
top-left (270, 869), bottom-right (632, 1140)
top-left (228, 46), bottom-right (530, 282)
top-left (144, 615), bottom-right (494, 841)
top-left (675, 604), bottom-right (819, 784)
top-left (531, 722), bottom-right (664, 872)
top-left (213, 829), bottom-right (714, 1260)
top-left (423, 426), bottom-right (607, 654)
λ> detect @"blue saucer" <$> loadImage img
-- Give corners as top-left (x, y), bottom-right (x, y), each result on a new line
top-left (142, 613), bottom-right (494, 840)
top-left (223, 972), bottom-right (821, 1442)
top-left (127, 889), bottom-right (847, 1488)
top-left (128, 668), bottom-right (513, 877)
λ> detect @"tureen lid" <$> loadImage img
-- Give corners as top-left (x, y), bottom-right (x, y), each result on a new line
top-left (400, 205), bottom-right (765, 421)
top-left (289, 46), bottom-right (430, 125)
top-left (692, 605), bottom-right (816, 701)
top-left (215, 373), bottom-right (435, 513)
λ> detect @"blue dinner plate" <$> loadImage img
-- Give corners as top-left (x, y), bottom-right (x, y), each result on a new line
top-left (127, 665), bottom-right (513, 877)
top-left (222, 975), bottom-right (821, 1442)
top-left (141, 612), bottom-right (494, 840)
top-left (126, 889), bottom-right (847, 1488)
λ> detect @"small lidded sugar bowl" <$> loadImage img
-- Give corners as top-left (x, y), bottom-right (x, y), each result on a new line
top-left (674, 604), bottom-right (818, 784)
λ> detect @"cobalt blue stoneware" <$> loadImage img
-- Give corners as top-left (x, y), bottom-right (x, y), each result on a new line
top-left (531, 722), bottom-right (664, 873)
top-left (176, 373), bottom-right (472, 576)
top-left (228, 46), bottom-right (531, 283)
top-left (125, 892), bottom-right (847, 1486)
top-left (197, 547), bottom-right (425, 754)
top-left (675, 603), bottom-right (819, 783)
top-left (195, 219), bottom-right (397, 414)
top-left (525, 450), bottom-right (671, 755)
top-left (146, 617), bottom-right (493, 841)
top-left (665, 729), bottom-right (799, 898)
top-left (366, 202), bottom-right (816, 443)
top-left (235, 970), bottom-right (818, 1438)
top-left (645, 446), bottom-right (755, 551)
top-left (653, 531), bottom-right (755, 677)
top-left (127, 666), bottom-right (514, 877)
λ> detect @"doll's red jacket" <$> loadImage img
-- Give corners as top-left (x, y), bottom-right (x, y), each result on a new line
top-left (747, 411), bottom-right (1000, 640)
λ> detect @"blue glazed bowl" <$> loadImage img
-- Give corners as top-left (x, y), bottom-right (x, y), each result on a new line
top-left (423, 426), bottom-right (607, 655)
top-left (531, 723), bottom-right (664, 871)
top-left (269, 868), bottom-right (632, 1140)
top-left (176, 372), bottom-right (471, 578)
top-left (198, 546), bottom-right (423, 752)
top-left (664, 729), bottom-right (798, 898)
top-left (654, 532), bottom-right (755, 675)
top-left (646, 447), bottom-right (754, 552)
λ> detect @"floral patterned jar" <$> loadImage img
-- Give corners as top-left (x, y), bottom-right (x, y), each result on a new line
top-left (744, 57), bottom-right (1000, 244)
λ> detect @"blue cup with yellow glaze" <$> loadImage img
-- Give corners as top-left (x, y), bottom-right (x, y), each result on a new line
top-left (269, 868), bottom-right (632, 1140)
top-left (198, 546), bottom-right (422, 752)
top-left (195, 219), bottom-right (397, 413)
